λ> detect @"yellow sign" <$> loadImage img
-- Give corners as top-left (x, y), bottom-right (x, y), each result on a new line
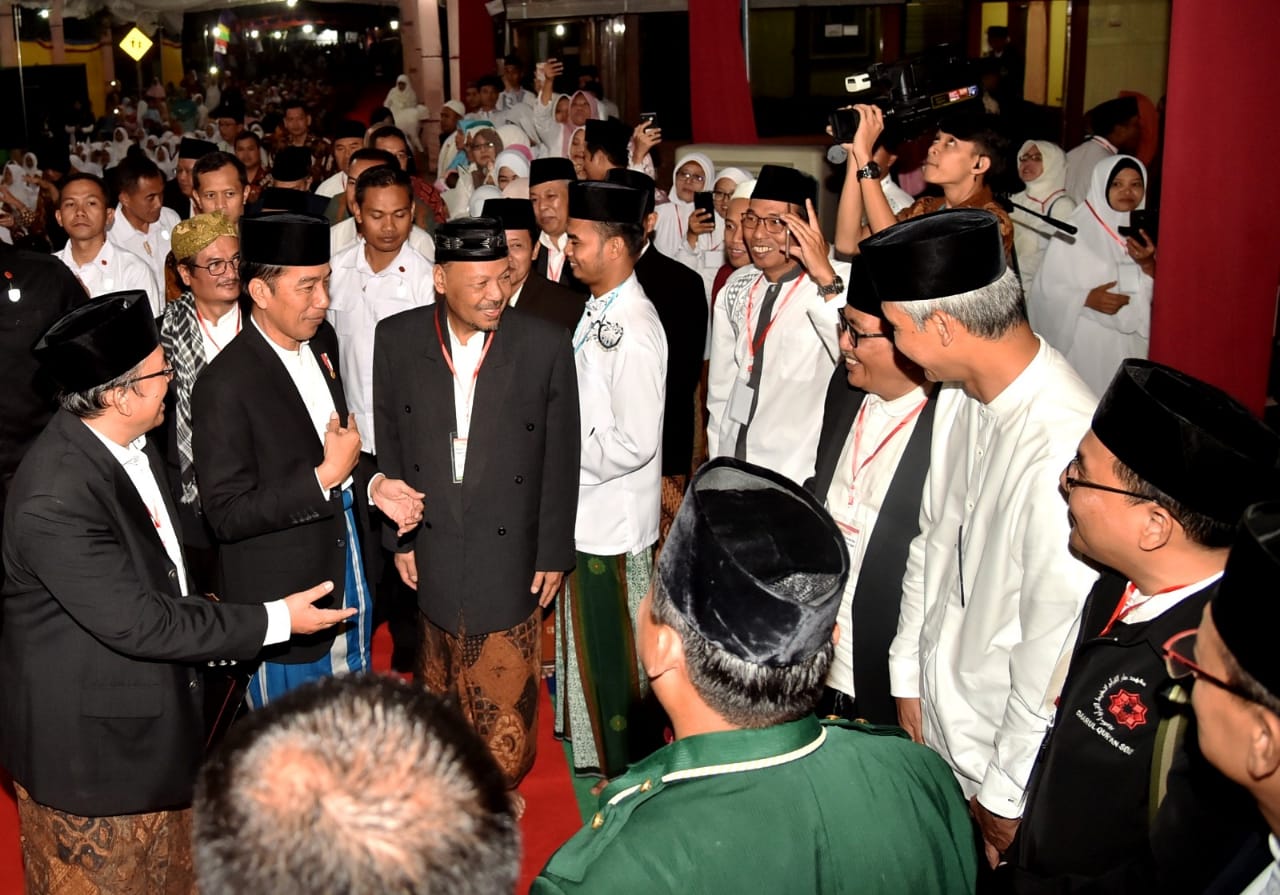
top-left (120, 27), bottom-right (153, 62)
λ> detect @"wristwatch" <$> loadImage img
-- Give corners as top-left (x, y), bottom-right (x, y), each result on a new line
top-left (856, 161), bottom-right (882, 181)
top-left (816, 275), bottom-right (845, 298)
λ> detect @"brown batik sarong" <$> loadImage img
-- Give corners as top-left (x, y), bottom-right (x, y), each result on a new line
top-left (14, 783), bottom-right (194, 895)
top-left (658, 474), bottom-right (688, 552)
top-left (418, 608), bottom-right (542, 787)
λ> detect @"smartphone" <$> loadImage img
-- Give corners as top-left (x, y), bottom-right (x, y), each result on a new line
top-left (640, 112), bottom-right (658, 131)
top-left (828, 108), bottom-right (860, 144)
top-left (1117, 209), bottom-right (1157, 244)
top-left (535, 62), bottom-right (547, 84)
top-left (693, 191), bottom-right (715, 219)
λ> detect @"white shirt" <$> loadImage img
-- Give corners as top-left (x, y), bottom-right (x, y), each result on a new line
top-left (55, 239), bottom-right (162, 315)
top-left (574, 273), bottom-right (668, 556)
top-left (1064, 136), bottom-right (1116, 203)
top-left (1241, 835), bottom-right (1280, 895)
top-left (824, 385), bottom-right (929, 696)
top-left (326, 240), bottom-right (435, 453)
top-left (250, 317), bottom-right (352, 495)
top-left (653, 199), bottom-right (725, 302)
top-left (108, 205), bottom-right (181, 295)
top-left (315, 171), bottom-right (347, 199)
top-left (706, 263), bottom-right (847, 486)
top-left (888, 337), bottom-right (1099, 815)
top-left (1115, 572), bottom-right (1224, 627)
top-left (196, 303), bottom-right (242, 360)
top-left (880, 176), bottom-right (915, 215)
top-left (539, 231), bottom-right (569, 283)
top-left (446, 323), bottom-right (487, 438)
top-left (330, 216), bottom-right (436, 262)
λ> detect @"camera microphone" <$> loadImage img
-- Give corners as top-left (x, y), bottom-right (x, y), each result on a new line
top-left (826, 144), bottom-right (849, 165)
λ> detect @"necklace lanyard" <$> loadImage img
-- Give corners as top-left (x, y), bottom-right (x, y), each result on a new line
top-left (1028, 188), bottom-right (1065, 213)
top-left (434, 311), bottom-right (495, 428)
top-left (197, 303), bottom-right (242, 354)
top-left (1085, 201), bottom-right (1130, 250)
top-left (572, 285), bottom-right (622, 354)
top-left (846, 397), bottom-right (929, 507)
top-left (1098, 581), bottom-right (1187, 636)
top-left (744, 274), bottom-right (805, 373)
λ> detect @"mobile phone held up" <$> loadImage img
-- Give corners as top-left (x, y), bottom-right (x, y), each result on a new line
top-left (693, 191), bottom-right (716, 220)
top-left (640, 112), bottom-right (658, 132)
top-left (1116, 209), bottom-right (1158, 244)
top-left (828, 108), bottom-right (860, 144)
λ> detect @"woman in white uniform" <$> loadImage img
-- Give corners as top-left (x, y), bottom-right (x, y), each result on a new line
top-left (1009, 140), bottom-right (1075, 294)
top-left (653, 150), bottom-right (725, 299)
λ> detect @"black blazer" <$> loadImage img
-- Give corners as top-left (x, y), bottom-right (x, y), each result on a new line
top-left (534, 244), bottom-right (590, 295)
top-left (373, 302), bottom-right (580, 635)
top-left (163, 177), bottom-right (192, 221)
top-left (0, 410), bottom-right (267, 816)
top-left (514, 269), bottom-right (587, 332)
top-left (192, 320), bottom-right (370, 664)
top-left (806, 371), bottom-right (938, 725)
top-left (635, 243), bottom-right (708, 478)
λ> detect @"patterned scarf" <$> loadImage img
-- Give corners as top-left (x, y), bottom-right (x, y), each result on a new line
top-left (159, 292), bottom-right (207, 505)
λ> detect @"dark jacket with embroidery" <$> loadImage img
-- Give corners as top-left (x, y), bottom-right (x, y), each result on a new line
top-left (1002, 572), bottom-right (1264, 893)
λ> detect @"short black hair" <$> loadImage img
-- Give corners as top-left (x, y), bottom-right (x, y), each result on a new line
top-left (354, 164), bottom-right (412, 206)
top-left (595, 220), bottom-right (646, 260)
top-left (238, 260), bottom-right (286, 293)
top-left (58, 171), bottom-right (109, 204)
top-left (368, 125), bottom-right (409, 148)
top-left (987, 25), bottom-right (1009, 39)
top-left (1111, 457), bottom-right (1238, 549)
top-left (282, 99), bottom-right (308, 116)
top-left (937, 110), bottom-right (1010, 179)
top-left (116, 155), bottom-right (164, 195)
top-left (1090, 96), bottom-right (1141, 139)
top-left (193, 675), bottom-right (518, 895)
top-left (476, 74), bottom-right (504, 93)
top-left (193, 151), bottom-right (248, 191)
top-left (502, 54), bottom-right (521, 69)
top-left (348, 147), bottom-right (399, 171)
top-left (233, 130), bottom-right (261, 149)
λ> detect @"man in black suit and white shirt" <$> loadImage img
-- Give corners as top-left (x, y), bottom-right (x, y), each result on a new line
top-left (193, 214), bottom-right (422, 709)
top-left (529, 157), bottom-right (589, 295)
top-left (0, 290), bottom-right (352, 891)
top-left (806, 257), bottom-right (936, 725)
top-left (483, 196), bottom-right (585, 332)
top-left (373, 217), bottom-right (579, 803)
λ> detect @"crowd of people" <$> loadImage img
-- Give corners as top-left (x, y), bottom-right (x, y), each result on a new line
top-left (1, 32), bottom-right (1278, 895)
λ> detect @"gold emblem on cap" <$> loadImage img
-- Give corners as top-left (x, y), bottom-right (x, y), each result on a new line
top-left (639, 779), bottom-right (653, 793)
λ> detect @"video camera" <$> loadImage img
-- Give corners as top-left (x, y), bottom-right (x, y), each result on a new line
top-left (829, 46), bottom-right (979, 144)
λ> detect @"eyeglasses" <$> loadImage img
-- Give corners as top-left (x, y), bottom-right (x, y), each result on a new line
top-left (132, 366), bottom-right (175, 384)
top-left (713, 189), bottom-right (735, 203)
top-left (676, 171), bottom-right (706, 184)
top-left (837, 314), bottom-right (892, 347)
top-left (189, 254), bottom-right (242, 277)
top-left (470, 140), bottom-right (498, 150)
top-left (1018, 153), bottom-right (1043, 164)
top-left (1162, 629), bottom-right (1262, 704)
top-left (1061, 458), bottom-right (1153, 501)
top-left (740, 211), bottom-right (787, 234)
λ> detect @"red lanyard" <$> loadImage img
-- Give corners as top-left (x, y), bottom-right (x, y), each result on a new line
top-left (1027, 188), bottom-right (1065, 213)
top-left (1085, 201), bottom-right (1129, 250)
top-left (846, 397), bottom-right (929, 507)
top-left (1099, 581), bottom-right (1186, 636)
top-left (197, 304), bottom-right (241, 354)
top-left (435, 311), bottom-right (494, 422)
top-left (744, 274), bottom-right (805, 372)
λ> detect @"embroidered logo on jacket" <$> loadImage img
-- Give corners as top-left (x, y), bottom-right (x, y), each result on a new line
top-left (1072, 673), bottom-right (1151, 755)
top-left (1106, 689), bottom-right (1149, 729)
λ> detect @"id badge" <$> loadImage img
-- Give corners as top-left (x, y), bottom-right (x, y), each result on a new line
top-left (1115, 262), bottom-right (1142, 295)
top-left (727, 376), bottom-right (755, 425)
top-left (451, 432), bottom-right (467, 483)
top-left (835, 518), bottom-right (860, 557)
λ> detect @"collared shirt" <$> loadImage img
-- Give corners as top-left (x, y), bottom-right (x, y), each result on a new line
top-left (573, 272), bottom-right (668, 555)
top-left (824, 385), bottom-right (928, 696)
top-left (446, 322), bottom-right (487, 438)
top-left (108, 205), bottom-right (181, 294)
top-left (889, 337), bottom-right (1099, 815)
top-left (326, 240), bottom-right (435, 453)
top-left (54, 238), bottom-right (162, 314)
top-left (507, 278), bottom-right (526, 308)
top-left (315, 171), bottom-right (347, 199)
top-left (250, 316), bottom-right (351, 495)
top-left (706, 263), bottom-right (848, 486)
top-left (540, 231), bottom-right (569, 283)
top-left (1114, 572), bottom-right (1225, 628)
top-left (196, 303), bottom-right (241, 360)
top-left (330, 216), bottom-right (436, 262)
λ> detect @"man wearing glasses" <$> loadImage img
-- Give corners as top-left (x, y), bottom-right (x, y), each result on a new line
top-left (805, 255), bottom-right (936, 726)
top-left (1180, 503), bottom-right (1280, 894)
top-left (998, 359), bottom-right (1277, 891)
top-left (707, 164), bottom-right (849, 486)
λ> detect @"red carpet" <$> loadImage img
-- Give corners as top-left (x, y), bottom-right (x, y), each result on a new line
top-left (0, 622), bottom-right (583, 893)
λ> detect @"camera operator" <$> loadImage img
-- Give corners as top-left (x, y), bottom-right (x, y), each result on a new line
top-left (834, 105), bottom-right (1013, 260)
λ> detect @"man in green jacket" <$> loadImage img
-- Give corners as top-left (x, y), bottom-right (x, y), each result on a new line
top-left (534, 457), bottom-right (978, 894)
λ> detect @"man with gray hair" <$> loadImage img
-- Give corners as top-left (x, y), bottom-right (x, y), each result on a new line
top-left (193, 674), bottom-right (519, 895)
top-left (861, 209), bottom-right (1099, 868)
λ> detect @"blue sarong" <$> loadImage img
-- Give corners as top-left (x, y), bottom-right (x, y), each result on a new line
top-left (245, 488), bottom-right (372, 709)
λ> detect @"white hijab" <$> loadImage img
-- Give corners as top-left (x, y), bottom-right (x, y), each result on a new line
top-left (110, 127), bottom-right (132, 165)
top-left (4, 162), bottom-right (38, 209)
top-left (385, 75), bottom-right (419, 112)
top-left (494, 150), bottom-right (530, 181)
top-left (1030, 154), bottom-right (1150, 367)
top-left (669, 150), bottom-right (716, 209)
top-left (1012, 140), bottom-right (1070, 211)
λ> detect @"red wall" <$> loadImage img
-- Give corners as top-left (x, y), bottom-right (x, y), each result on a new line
top-left (457, 0), bottom-right (496, 90)
top-left (1151, 0), bottom-right (1280, 412)
top-left (688, 0), bottom-right (757, 143)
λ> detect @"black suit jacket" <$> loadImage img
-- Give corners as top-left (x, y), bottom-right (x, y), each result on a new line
top-left (0, 410), bottom-right (267, 816)
top-left (534, 243), bottom-right (590, 295)
top-left (806, 371), bottom-right (937, 725)
top-left (635, 243), bottom-right (708, 478)
top-left (514, 270), bottom-right (586, 332)
top-left (373, 302), bottom-right (580, 635)
top-left (163, 177), bottom-right (192, 220)
top-left (192, 321), bottom-right (370, 664)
